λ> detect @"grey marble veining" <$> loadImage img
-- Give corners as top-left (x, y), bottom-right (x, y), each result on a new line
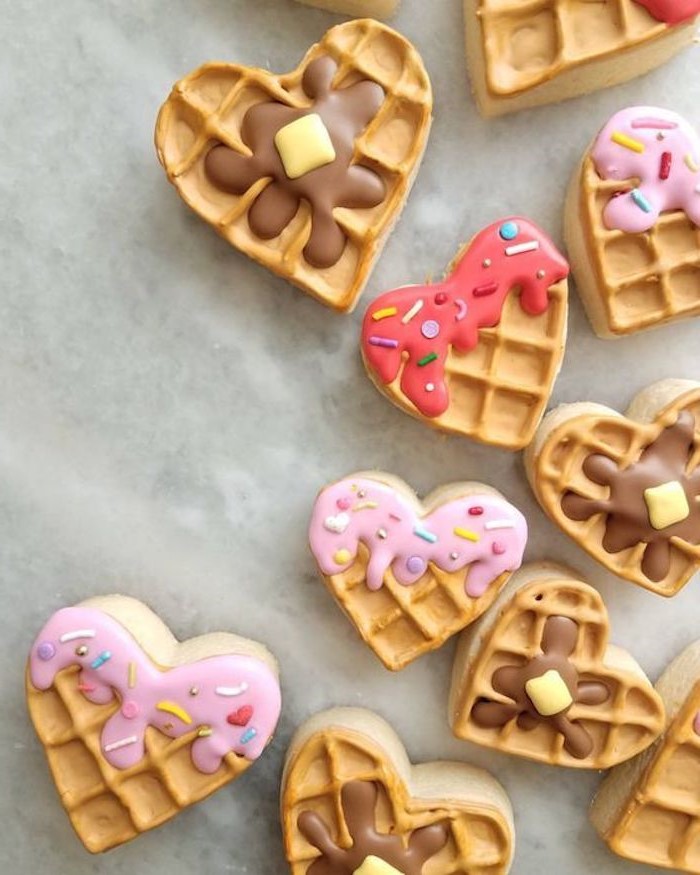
top-left (1, 1), bottom-right (699, 873)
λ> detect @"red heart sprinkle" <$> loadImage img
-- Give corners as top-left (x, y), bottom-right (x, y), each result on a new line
top-left (434, 291), bottom-right (448, 305)
top-left (468, 506), bottom-right (484, 516)
top-left (336, 497), bottom-right (351, 510)
top-left (227, 706), bottom-right (253, 726)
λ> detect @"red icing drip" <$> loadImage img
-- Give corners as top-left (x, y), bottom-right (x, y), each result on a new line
top-left (634, 0), bottom-right (700, 24)
top-left (361, 218), bottom-right (569, 419)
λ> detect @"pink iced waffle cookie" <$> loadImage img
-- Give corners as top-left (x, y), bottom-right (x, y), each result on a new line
top-left (308, 472), bottom-right (527, 669)
top-left (26, 596), bottom-right (281, 851)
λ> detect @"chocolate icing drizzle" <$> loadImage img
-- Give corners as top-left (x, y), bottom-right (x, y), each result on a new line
top-left (561, 412), bottom-right (700, 582)
top-left (471, 616), bottom-right (610, 759)
top-left (205, 56), bottom-right (386, 269)
top-left (298, 780), bottom-right (448, 875)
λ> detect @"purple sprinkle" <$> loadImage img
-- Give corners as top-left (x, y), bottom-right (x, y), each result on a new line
top-left (37, 642), bottom-right (55, 661)
top-left (369, 336), bottom-right (399, 349)
top-left (421, 319), bottom-right (440, 339)
top-left (406, 555), bottom-right (427, 575)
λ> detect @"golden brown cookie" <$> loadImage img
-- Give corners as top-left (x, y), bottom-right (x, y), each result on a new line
top-left (155, 19), bottom-right (432, 312)
top-left (295, 0), bottom-right (400, 17)
top-left (464, 0), bottom-right (699, 117)
top-left (592, 640), bottom-right (700, 872)
top-left (27, 596), bottom-right (281, 852)
top-left (282, 707), bottom-right (515, 874)
top-left (526, 379), bottom-right (700, 596)
top-left (450, 564), bottom-right (665, 768)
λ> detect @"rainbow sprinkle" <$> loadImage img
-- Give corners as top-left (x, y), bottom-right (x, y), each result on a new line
top-left (454, 527), bottom-right (480, 542)
top-left (402, 299), bottom-right (424, 324)
top-left (353, 501), bottom-right (379, 512)
top-left (372, 307), bottom-right (398, 321)
top-left (611, 131), bottom-right (645, 154)
top-left (369, 336), bottom-right (399, 349)
top-left (631, 189), bottom-right (652, 213)
top-left (90, 651), bottom-right (111, 669)
top-left (156, 701), bottom-right (193, 725)
top-left (240, 728), bottom-right (257, 745)
top-left (128, 662), bottom-right (137, 689)
top-left (418, 352), bottom-right (438, 367)
top-left (659, 152), bottom-right (672, 180)
top-left (505, 240), bottom-right (539, 257)
top-left (414, 526), bottom-right (437, 543)
top-left (686, 154), bottom-right (699, 173)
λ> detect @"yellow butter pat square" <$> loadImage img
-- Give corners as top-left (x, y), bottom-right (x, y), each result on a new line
top-left (274, 113), bottom-right (336, 180)
top-left (525, 669), bottom-right (573, 717)
top-left (354, 856), bottom-right (404, 875)
top-left (644, 480), bottom-right (690, 531)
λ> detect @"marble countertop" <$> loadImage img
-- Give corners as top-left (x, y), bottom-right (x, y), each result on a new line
top-left (2, 1), bottom-right (699, 873)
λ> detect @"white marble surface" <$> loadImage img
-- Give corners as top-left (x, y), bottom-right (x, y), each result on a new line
top-left (1, 1), bottom-right (699, 873)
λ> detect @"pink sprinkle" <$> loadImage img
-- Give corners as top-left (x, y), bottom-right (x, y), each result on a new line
top-left (336, 497), bottom-right (351, 510)
top-left (389, 513), bottom-right (402, 522)
top-left (78, 683), bottom-right (96, 693)
top-left (660, 151), bottom-right (672, 180)
top-left (631, 118), bottom-right (678, 130)
top-left (694, 712), bottom-right (700, 736)
top-left (468, 506), bottom-right (484, 516)
top-left (121, 700), bottom-right (140, 719)
top-left (492, 542), bottom-right (506, 555)
top-left (369, 336), bottom-right (399, 349)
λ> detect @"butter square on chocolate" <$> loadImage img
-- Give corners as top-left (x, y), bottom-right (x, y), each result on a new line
top-left (354, 856), bottom-right (404, 875)
top-left (644, 480), bottom-right (690, 531)
top-left (525, 669), bottom-right (573, 717)
top-left (274, 113), bottom-right (336, 180)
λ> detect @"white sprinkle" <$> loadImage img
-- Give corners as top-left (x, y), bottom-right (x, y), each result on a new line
top-left (59, 629), bottom-right (96, 643)
top-left (104, 735), bottom-right (139, 753)
top-left (505, 240), bottom-right (540, 257)
top-left (402, 299), bottom-right (424, 324)
top-left (425, 383), bottom-right (435, 392)
top-left (485, 520), bottom-right (516, 530)
top-left (215, 683), bottom-right (249, 697)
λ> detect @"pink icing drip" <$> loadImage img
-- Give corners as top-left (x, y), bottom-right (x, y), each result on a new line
top-left (634, 0), bottom-right (700, 24)
top-left (591, 106), bottom-right (700, 234)
top-left (29, 606), bottom-right (281, 773)
top-left (360, 218), bottom-right (569, 419)
top-left (309, 476), bottom-right (527, 597)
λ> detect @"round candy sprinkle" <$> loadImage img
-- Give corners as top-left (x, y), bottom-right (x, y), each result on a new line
top-left (537, 269), bottom-right (546, 279)
top-left (377, 528), bottom-right (388, 540)
top-left (468, 506), bottom-right (484, 516)
top-left (421, 319), bottom-right (440, 339)
top-left (334, 548), bottom-right (352, 565)
top-left (425, 383), bottom-right (435, 392)
top-left (121, 700), bottom-right (140, 719)
top-left (336, 497), bottom-right (351, 510)
top-left (483, 258), bottom-right (492, 268)
top-left (406, 556), bottom-right (427, 575)
top-left (37, 641), bottom-right (55, 661)
top-left (450, 551), bottom-right (459, 561)
top-left (492, 542), bottom-right (506, 555)
top-left (434, 291), bottom-right (448, 305)
top-left (499, 221), bottom-right (519, 241)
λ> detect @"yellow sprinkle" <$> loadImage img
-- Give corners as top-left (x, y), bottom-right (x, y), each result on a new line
top-left (454, 527), bottom-right (480, 542)
top-left (353, 501), bottom-right (379, 512)
top-left (197, 727), bottom-right (213, 738)
top-left (611, 131), bottom-right (645, 154)
top-left (685, 153), bottom-right (699, 173)
top-left (333, 549), bottom-right (352, 566)
top-left (156, 701), bottom-right (193, 725)
top-left (372, 307), bottom-right (398, 321)
top-left (127, 662), bottom-right (136, 689)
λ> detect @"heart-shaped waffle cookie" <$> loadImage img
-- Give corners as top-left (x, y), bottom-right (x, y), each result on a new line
top-left (361, 217), bottom-right (569, 449)
top-left (282, 707), bottom-right (515, 874)
top-left (465, 0), bottom-right (700, 117)
top-left (449, 564), bottom-right (665, 768)
top-left (309, 472), bottom-right (528, 671)
top-left (592, 640), bottom-right (700, 872)
top-left (155, 19), bottom-right (432, 312)
top-left (527, 379), bottom-right (700, 596)
top-left (566, 106), bottom-right (700, 338)
top-left (27, 596), bottom-right (281, 852)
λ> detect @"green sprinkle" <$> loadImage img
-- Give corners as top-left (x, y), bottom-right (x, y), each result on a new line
top-left (418, 352), bottom-right (438, 367)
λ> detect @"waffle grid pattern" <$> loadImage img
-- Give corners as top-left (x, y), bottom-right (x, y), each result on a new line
top-left (534, 392), bottom-right (700, 595)
top-left (452, 579), bottom-right (665, 767)
top-left (27, 667), bottom-right (248, 852)
top-left (155, 19), bottom-right (432, 311)
top-left (283, 728), bottom-right (513, 874)
top-left (478, 0), bottom-right (666, 97)
top-left (606, 682), bottom-right (700, 872)
top-left (326, 544), bottom-right (509, 671)
top-left (580, 157), bottom-right (700, 335)
top-left (434, 279), bottom-right (567, 448)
